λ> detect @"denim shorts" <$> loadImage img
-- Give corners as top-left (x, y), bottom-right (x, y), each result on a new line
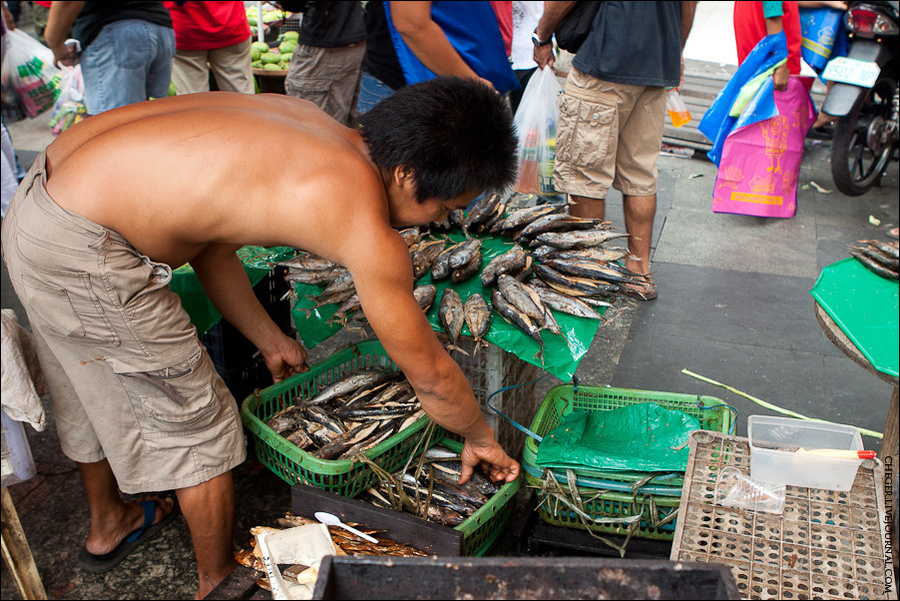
top-left (356, 71), bottom-right (396, 115)
top-left (0, 152), bottom-right (246, 493)
top-left (80, 19), bottom-right (176, 115)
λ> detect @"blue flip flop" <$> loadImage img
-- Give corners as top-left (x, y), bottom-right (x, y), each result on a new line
top-left (77, 499), bottom-right (178, 574)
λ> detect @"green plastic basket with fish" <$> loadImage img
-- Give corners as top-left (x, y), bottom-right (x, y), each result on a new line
top-left (521, 384), bottom-right (733, 540)
top-left (241, 340), bottom-right (446, 498)
top-left (434, 438), bottom-right (521, 556)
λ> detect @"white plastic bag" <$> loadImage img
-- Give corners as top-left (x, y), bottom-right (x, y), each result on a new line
top-left (0, 29), bottom-right (61, 118)
top-left (512, 66), bottom-right (562, 195)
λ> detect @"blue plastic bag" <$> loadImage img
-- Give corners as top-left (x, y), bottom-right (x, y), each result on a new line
top-left (799, 7), bottom-right (848, 74)
top-left (698, 32), bottom-right (789, 166)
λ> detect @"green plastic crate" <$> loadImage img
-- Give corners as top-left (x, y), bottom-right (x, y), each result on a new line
top-left (241, 340), bottom-right (446, 498)
top-left (436, 439), bottom-right (521, 556)
top-left (523, 384), bottom-right (733, 540)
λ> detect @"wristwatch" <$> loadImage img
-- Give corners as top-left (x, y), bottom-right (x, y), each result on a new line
top-left (532, 30), bottom-right (552, 47)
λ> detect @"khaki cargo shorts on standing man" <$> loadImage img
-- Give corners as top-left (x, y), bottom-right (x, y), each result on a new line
top-left (0, 152), bottom-right (246, 494)
top-left (554, 67), bottom-right (667, 199)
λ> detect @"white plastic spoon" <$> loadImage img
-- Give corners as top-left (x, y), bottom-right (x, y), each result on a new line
top-left (314, 511), bottom-right (379, 543)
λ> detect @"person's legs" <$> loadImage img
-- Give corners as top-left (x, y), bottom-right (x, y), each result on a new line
top-left (78, 460), bottom-right (175, 556)
top-left (612, 84), bottom-right (666, 278)
top-left (176, 472), bottom-right (238, 599)
top-left (622, 194), bottom-right (655, 276)
top-left (568, 194), bottom-right (605, 220)
top-left (207, 38), bottom-right (255, 95)
top-left (552, 68), bottom-right (624, 220)
top-left (285, 42), bottom-right (366, 126)
top-left (171, 49), bottom-right (213, 95)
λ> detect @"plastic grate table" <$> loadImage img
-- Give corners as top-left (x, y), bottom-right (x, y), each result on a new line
top-left (670, 431), bottom-right (896, 600)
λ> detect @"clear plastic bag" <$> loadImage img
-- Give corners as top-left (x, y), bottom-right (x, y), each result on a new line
top-left (512, 66), bottom-right (562, 196)
top-left (0, 28), bottom-right (61, 118)
top-left (714, 466), bottom-right (786, 514)
top-left (48, 65), bottom-right (85, 136)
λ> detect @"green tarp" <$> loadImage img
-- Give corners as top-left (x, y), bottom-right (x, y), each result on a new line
top-left (535, 403), bottom-right (701, 472)
top-left (292, 230), bottom-right (604, 381)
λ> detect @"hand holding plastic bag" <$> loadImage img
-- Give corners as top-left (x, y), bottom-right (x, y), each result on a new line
top-left (0, 28), bottom-right (61, 118)
top-left (513, 66), bottom-right (562, 196)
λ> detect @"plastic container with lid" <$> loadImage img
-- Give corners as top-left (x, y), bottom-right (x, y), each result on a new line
top-left (748, 415), bottom-right (865, 491)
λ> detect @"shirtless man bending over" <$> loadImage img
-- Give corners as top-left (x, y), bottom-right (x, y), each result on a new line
top-left (1, 78), bottom-right (520, 598)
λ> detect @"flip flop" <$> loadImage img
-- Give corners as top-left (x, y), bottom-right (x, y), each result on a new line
top-left (77, 498), bottom-right (178, 574)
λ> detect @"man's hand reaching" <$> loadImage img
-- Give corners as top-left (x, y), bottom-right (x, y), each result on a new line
top-left (262, 333), bottom-right (309, 383)
top-left (459, 432), bottom-right (520, 485)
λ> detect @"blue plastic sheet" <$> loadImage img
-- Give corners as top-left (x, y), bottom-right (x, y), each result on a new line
top-left (699, 32), bottom-right (789, 165)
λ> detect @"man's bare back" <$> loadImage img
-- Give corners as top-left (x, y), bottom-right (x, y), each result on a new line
top-left (5, 81), bottom-right (521, 597)
top-left (45, 92), bottom-right (383, 269)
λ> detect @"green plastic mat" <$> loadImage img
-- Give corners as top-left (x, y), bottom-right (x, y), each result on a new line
top-left (811, 257), bottom-right (899, 378)
top-left (170, 245), bottom-right (295, 337)
top-left (535, 403), bottom-right (701, 473)
top-left (292, 231), bottom-right (603, 381)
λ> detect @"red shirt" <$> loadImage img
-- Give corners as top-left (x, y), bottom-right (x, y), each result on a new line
top-left (490, 1), bottom-right (513, 57)
top-left (163, 1), bottom-right (250, 51)
top-left (733, 1), bottom-right (802, 74)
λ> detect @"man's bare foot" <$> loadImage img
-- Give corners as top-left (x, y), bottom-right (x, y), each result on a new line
top-left (85, 497), bottom-right (176, 556)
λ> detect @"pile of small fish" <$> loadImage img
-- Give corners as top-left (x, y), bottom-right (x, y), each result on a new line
top-left (264, 368), bottom-right (426, 460)
top-left (236, 511), bottom-right (428, 590)
top-left (848, 238), bottom-right (899, 280)
top-left (278, 192), bottom-right (657, 359)
top-left (358, 444), bottom-right (502, 528)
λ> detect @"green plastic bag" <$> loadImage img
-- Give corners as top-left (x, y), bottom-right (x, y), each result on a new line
top-left (535, 403), bottom-right (701, 472)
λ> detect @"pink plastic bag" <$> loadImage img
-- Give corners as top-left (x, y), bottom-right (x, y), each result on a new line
top-left (712, 77), bottom-right (816, 218)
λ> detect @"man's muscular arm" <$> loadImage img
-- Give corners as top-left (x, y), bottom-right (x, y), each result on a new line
top-left (344, 226), bottom-right (519, 484)
top-left (191, 243), bottom-right (308, 382)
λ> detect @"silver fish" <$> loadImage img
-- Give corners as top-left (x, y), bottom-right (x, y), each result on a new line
top-left (529, 283), bottom-right (605, 320)
top-left (534, 229), bottom-right (630, 249)
top-left (306, 369), bottom-right (395, 405)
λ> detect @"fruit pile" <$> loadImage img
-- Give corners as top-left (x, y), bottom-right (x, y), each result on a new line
top-left (246, 3), bottom-right (285, 38)
top-left (251, 31), bottom-right (299, 72)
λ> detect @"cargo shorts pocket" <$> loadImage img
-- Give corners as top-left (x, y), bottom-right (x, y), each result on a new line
top-left (18, 272), bottom-right (121, 346)
top-left (118, 349), bottom-right (235, 450)
top-left (556, 93), bottom-right (617, 170)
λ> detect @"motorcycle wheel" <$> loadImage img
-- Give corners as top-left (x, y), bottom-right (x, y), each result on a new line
top-left (831, 70), bottom-right (898, 197)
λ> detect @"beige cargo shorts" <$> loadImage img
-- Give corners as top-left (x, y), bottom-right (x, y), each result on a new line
top-left (0, 152), bottom-right (246, 494)
top-left (554, 67), bottom-right (667, 199)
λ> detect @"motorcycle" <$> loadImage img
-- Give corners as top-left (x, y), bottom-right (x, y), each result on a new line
top-left (821, 1), bottom-right (899, 196)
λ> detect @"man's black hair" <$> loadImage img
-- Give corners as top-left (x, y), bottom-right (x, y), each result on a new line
top-left (358, 76), bottom-right (518, 203)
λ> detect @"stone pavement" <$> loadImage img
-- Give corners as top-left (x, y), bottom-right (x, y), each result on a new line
top-left (2, 3), bottom-right (898, 598)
